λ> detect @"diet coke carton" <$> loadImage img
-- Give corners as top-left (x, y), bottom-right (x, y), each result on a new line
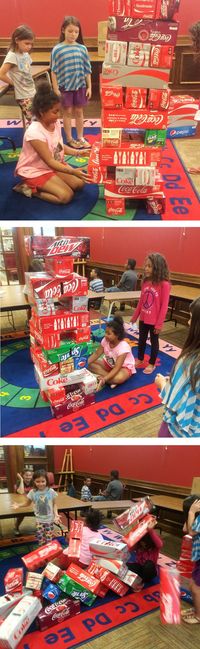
top-left (45, 255), bottom-right (74, 278)
top-left (22, 540), bottom-right (62, 570)
top-left (135, 166), bottom-right (156, 186)
top-left (160, 566), bottom-right (181, 624)
top-left (104, 174), bottom-right (163, 197)
top-left (37, 598), bottom-right (80, 632)
top-left (125, 87), bottom-right (147, 108)
top-left (95, 558), bottom-right (128, 578)
top-left (105, 40), bottom-right (127, 65)
top-left (107, 17), bottom-right (179, 46)
top-left (0, 596), bottom-right (42, 649)
top-left (123, 514), bottom-right (155, 548)
top-left (115, 497), bottom-right (153, 531)
top-left (150, 44), bottom-right (174, 69)
top-left (101, 86), bottom-right (123, 109)
top-left (106, 198), bottom-right (126, 216)
top-left (47, 237), bottom-right (90, 259)
top-left (148, 88), bottom-right (170, 110)
top-left (127, 42), bottom-right (151, 67)
top-left (0, 592), bottom-right (32, 620)
top-left (4, 570), bottom-right (23, 595)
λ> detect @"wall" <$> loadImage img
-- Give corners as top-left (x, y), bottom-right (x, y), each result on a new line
top-left (54, 446), bottom-right (199, 488)
top-left (63, 227), bottom-right (200, 275)
top-left (1, 0), bottom-right (199, 37)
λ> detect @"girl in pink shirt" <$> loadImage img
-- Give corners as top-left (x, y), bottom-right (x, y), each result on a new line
top-left (88, 315), bottom-right (136, 390)
top-left (128, 517), bottom-right (163, 585)
top-left (61, 510), bottom-right (104, 569)
top-left (15, 82), bottom-right (91, 202)
top-left (131, 253), bottom-right (170, 374)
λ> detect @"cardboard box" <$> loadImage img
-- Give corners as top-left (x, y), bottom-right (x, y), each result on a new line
top-left (127, 42), bottom-right (151, 67)
top-left (98, 21), bottom-right (108, 41)
top-left (107, 17), bottom-right (179, 46)
top-left (37, 599), bottom-right (80, 632)
top-left (66, 563), bottom-right (100, 594)
top-left (104, 176), bottom-right (163, 198)
top-left (150, 44), bottom-right (174, 68)
top-left (102, 128), bottom-right (122, 147)
top-left (105, 40), bottom-right (128, 65)
top-left (89, 539), bottom-right (129, 560)
top-left (148, 88), bottom-right (170, 110)
top-left (106, 198), bottom-right (126, 216)
top-left (125, 87), bottom-right (147, 109)
top-left (102, 63), bottom-right (170, 88)
top-left (102, 107), bottom-right (168, 129)
top-left (58, 573), bottom-right (96, 606)
top-left (160, 566), bottom-right (181, 624)
top-left (0, 596), bottom-right (42, 649)
top-left (123, 514), bottom-right (155, 548)
top-left (47, 237), bottom-right (90, 259)
top-left (45, 255), bottom-right (74, 278)
top-left (101, 86), bottom-right (124, 109)
top-left (100, 144), bottom-right (162, 166)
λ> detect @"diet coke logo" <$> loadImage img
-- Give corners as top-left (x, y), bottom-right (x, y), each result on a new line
top-left (63, 277), bottom-right (79, 294)
top-left (130, 113), bottom-right (164, 126)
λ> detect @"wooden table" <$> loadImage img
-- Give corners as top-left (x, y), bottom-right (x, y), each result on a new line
top-left (0, 285), bottom-right (29, 330)
top-left (169, 284), bottom-right (200, 322)
top-left (0, 493), bottom-right (89, 536)
top-left (91, 499), bottom-right (133, 511)
top-left (151, 495), bottom-right (184, 512)
top-left (88, 290), bottom-right (141, 319)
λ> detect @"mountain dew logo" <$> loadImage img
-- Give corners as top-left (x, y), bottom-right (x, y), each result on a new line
top-left (47, 239), bottom-right (81, 256)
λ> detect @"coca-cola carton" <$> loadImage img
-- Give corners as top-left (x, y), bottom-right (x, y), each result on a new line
top-left (123, 514), bottom-right (155, 548)
top-left (160, 566), bottom-right (181, 624)
top-left (51, 391), bottom-right (95, 418)
top-left (127, 42), bottom-right (150, 67)
top-left (102, 128), bottom-right (122, 147)
top-left (146, 192), bottom-right (166, 214)
top-left (108, 0), bottom-right (132, 16)
top-left (25, 272), bottom-right (63, 303)
top-left (105, 40), bottom-right (127, 65)
top-left (150, 44), bottom-right (174, 69)
top-left (121, 570), bottom-right (143, 589)
top-left (66, 563), bottom-right (100, 594)
top-left (35, 298), bottom-right (56, 316)
top-left (156, 0), bottom-right (181, 21)
top-left (102, 63), bottom-right (170, 88)
top-left (0, 596), bottom-right (42, 649)
top-left (104, 173), bottom-right (163, 197)
top-left (148, 88), bottom-right (170, 110)
top-left (99, 569), bottom-right (129, 596)
top-left (22, 540), bottom-right (62, 570)
top-left (68, 521), bottom-right (83, 559)
top-left (30, 325), bottom-right (60, 350)
top-left (0, 592), bottom-right (32, 620)
top-left (135, 166), bottom-right (156, 186)
top-left (47, 386), bottom-right (67, 406)
top-left (89, 539), bottom-right (129, 560)
top-left (71, 326), bottom-right (91, 343)
top-left (47, 237), bottom-right (90, 259)
top-left (45, 255), bottom-right (74, 278)
top-left (37, 310), bottom-right (90, 335)
top-left (106, 198), bottom-right (126, 216)
top-left (107, 17), bottom-right (179, 46)
top-left (26, 573), bottom-right (44, 590)
top-left (81, 370), bottom-right (98, 394)
top-left (100, 143), bottom-right (162, 166)
top-left (102, 108), bottom-right (168, 129)
top-left (24, 235), bottom-right (54, 257)
top-left (62, 273), bottom-right (88, 297)
top-left (96, 558), bottom-right (128, 578)
top-left (43, 563), bottom-right (63, 583)
top-left (115, 497), bottom-right (153, 531)
top-left (4, 570), bottom-right (23, 595)
top-left (35, 366), bottom-right (87, 391)
top-left (37, 598), bottom-right (80, 632)
top-left (101, 86), bottom-right (123, 109)
top-left (88, 161), bottom-right (107, 184)
top-left (125, 87), bottom-right (147, 108)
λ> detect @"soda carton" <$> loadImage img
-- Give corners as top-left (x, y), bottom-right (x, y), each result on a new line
top-left (108, 0), bottom-right (132, 16)
top-left (146, 193), bottom-right (166, 214)
top-left (125, 87), bottom-right (147, 109)
top-left (102, 63), bottom-right (170, 88)
top-left (89, 539), bottom-right (129, 560)
top-left (107, 17), bottom-right (179, 46)
top-left (102, 128), bottom-right (122, 147)
top-left (25, 272), bottom-right (63, 302)
top-left (106, 198), bottom-right (126, 216)
top-left (95, 558), bottom-right (128, 578)
top-left (4, 569), bottom-right (23, 595)
top-left (62, 273), bottom-right (88, 297)
top-left (47, 237), bottom-right (90, 259)
top-left (26, 572), bottom-right (44, 590)
top-left (0, 592), bottom-right (32, 620)
top-left (0, 596), bottom-right (42, 649)
top-left (105, 40), bottom-right (127, 65)
top-left (71, 327), bottom-right (91, 343)
top-left (150, 44), bottom-right (174, 69)
top-left (160, 566), bottom-right (181, 624)
top-left (45, 255), bottom-right (74, 278)
top-left (101, 86), bottom-right (124, 109)
top-left (60, 296), bottom-right (88, 313)
top-left (115, 497), bottom-right (153, 531)
top-left (43, 563), bottom-right (63, 584)
top-left (66, 563), bottom-right (100, 594)
top-left (68, 521), bottom-right (83, 560)
top-left (127, 42), bottom-right (151, 67)
top-left (148, 88), bottom-right (170, 110)
top-left (102, 108), bottom-right (168, 129)
top-left (47, 386), bottom-right (67, 406)
top-left (58, 573), bottom-right (96, 606)
top-left (24, 235), bottom-right (54, 257)
top-left (100, 143), bottom-right (162, 166)
top-left (123, 514), bottom-right (155, 548)
top-left (98, 569), bottom-right (129, 596)
top-left (37, 598), bottom-right (80, 632)
top-left (43, 340), bottom-right (72, 363)
top-left (156, 0), bottom-right (181, 21)
top-left (145, 129), bottom-right (167, 146)
top-left (22, 540), bottom-right (62, 570)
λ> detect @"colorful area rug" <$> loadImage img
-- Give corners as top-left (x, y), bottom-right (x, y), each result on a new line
top-left (0, 118), bottom-right (199, 220)
top-left (1, 328), bottom-right (181, 438)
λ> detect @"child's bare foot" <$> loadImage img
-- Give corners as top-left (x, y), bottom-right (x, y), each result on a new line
top-left (13, 183), bottom-right (32, 198)
top-left (143, 364), bottom-right (155, 374)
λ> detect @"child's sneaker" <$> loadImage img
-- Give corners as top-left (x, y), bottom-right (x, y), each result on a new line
top-left (13, 183), bottom-right (32, 198)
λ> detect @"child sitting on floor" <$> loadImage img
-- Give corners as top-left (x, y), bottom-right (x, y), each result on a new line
top-left (61, 509), bottom-right (104, 569)
top-left (14, 82), bottom-right (92, 202)
top-left (88, 315), bottom-right (136, 389)
top-left (128, 516), bottom-right (163, 584)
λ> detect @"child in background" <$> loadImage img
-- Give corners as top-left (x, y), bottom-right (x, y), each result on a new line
top-left (88, 315), bottom-right (136, 389)
top-left (51, 16), bottom-right (92, 148)
top-left (130, 253), bottom-right (170, 374)
top-left (14, 469), bottom-right (33, 536)
top-left (15, 83), bottom-right (91, 201)
top-left (62, 510), bottom-right (104, 569)
top-left (181, 495), bottom-right (200, 624)
top-left (13, 469), bottom-right (61, 546)
top-left (67, 477), bottom-right (77, 498)
top-left (81, 477), bottom-right (93, 501)
top-left (156, 297), bottom-right (200, 437)
top-left (0, 25), bottom-right (35, 126)
top-left (128, 517), bottom-right (163, 584)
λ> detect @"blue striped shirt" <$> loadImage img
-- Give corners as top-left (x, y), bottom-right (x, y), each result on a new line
top-left (191, 515), bottom-right (200, 561)
top-left (89, 278), bottom-right (104, 293)
top-left (51, 43), bottom-right (91, 91)
top-left (161, 356), bottom-right (200, 438)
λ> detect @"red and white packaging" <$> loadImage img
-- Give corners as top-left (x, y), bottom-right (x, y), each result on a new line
top-left (102, 128), bottom-right (121, 147)
top-left (0, 596), bottom-right (42, 649)
top-left (36, 309), bottom-right (90, 335)
top-left (115, 497), bottom-right (153, 531)
top-left (105, 40), bottom-right (127, 65)
top-left (47, 386), bottom-right (67, 406)
top-left (47, 237), bottom-right (90, 259)
top-left (22, 540), bottom-right (62, 570)
top-left (146, 192), bottom-right (166, 214)
top-left (51, 390), bottom-right (95, 418)
top-left (24, 235), bottom-right (54, 257)
top-left (99, 570), bottom-right (129, 596)
top-left (104, 173), bottom-right (163, 197)
top-left (66, 563), bottom-right (100, 594)
top-left (81, 370), bottom-right (98, 395)
top-left (62, 273), bottom-right (88, 297)
top-left (116, 167), bottom-right (135, 186)
top-left (102, 63), bottom-right (170, 88)
top-left (30, 325), bottom-right (60, 350)
top-left (37, 598), bottom-right (80, 632)
top-left (87, 562), bottom-right (109, 597)
top-left (68, 521), bottom-right (83, 559)
top-left (125, 87), bottom-right (147, 108)
top-left (72, 327), bottom-right (91, 343)
top-left (100, 144), bottom-right (162, 166)
top-left (35, 366), bottom-right (87, 391)
top-left (25, 272), bottom-right (63, 302)
top-left (45, 255), bottom-right (74, 278)
top-left (101, 86), bottom-right (123, 109)
top-left (108, 0), bottom-right (132, 16)
top-left (95, 558), bottom-right (128, 578)
top-left (60, 296), bottom-right (88, 313)
top-left (26, 573), bottom-right (44, 590)
top-left (89, 539), bottom-right (129, 560)
top-left (107, 17), bottom-right (179, 47)
top-left (0, 592), bottom-right (31, 620)
top-left (106, 198), bottom-right (126, 216)
top-left (31, 353), bottom-right (59, 379)
top-left (4, 570), bottom-right (23, 596)
top-left (123, 514), bottom-right (155, 548)
top-left (168, 95), bottom-right (199, 126)
top-left (156, 0), bottom-right (181, 21)
top-left (150, 44), bottom-right (174, 69)
top-left (43, 563), bottom-right (63, 583)
top-left (148, 88), bottom-right (170, 110)
top-left (160, 566), bottom-right (181, 624)
top-left (121, 570), bottom-right (143, 588)
top-left (127, 42), bottom-right (150, 67)
top-left (88, 162), bottom-right (107, 184)
top-left (102, 108), bottom-right (168, 129)
top-left (135, 166), bottom-right (156, 186)
top-left (67, 539), bottom-right (81, 559)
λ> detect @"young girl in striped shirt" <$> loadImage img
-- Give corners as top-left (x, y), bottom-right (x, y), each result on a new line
top-left (156, 297), bottom-right (200, 437)
top-left (51, 16), bottom-right (92, 149)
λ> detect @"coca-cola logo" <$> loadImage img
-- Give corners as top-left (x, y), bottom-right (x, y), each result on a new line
top-left (130, 113), bottom-right (164, 126)
top-left (63, 278), bottom-right (79, 294)
top-left (149, 31), bottom-right (171, 42)
top-left (118, 186), bottom-right (148, 195)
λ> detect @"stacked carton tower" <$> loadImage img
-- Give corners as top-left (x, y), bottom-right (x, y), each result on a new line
top-left (26, 236), bottom-right (97, 419)
top-left (88, 0), bottom-right (181, 216)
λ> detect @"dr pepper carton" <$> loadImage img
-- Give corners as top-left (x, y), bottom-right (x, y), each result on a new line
top-left (107, 17), bottom-right (179, 46)
top-left (160, 566), bottom-right (181, 624)
top-left (0, 596), bottom-right (42, 649)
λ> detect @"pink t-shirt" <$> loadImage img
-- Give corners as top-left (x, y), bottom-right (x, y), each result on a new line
top-left (79, 527), bottom-right (104, 566)
top-left (15, 120), bottom-right (64, 178)
top-left (101, 337), bottom-right (136, 374)
top-left (131, 280), bottom-right (170, 330)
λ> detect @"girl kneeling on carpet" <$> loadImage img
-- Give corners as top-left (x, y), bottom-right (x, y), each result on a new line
top-left (12, 469), bottom-right (61, 546)
top-left (127, 517), bottom-right (163, 585)
top-left (155, 297), bottom-right (200, 438)
top-left (130, 252), bottom-right (170, 374)
top-left (14, 83), bottom-right (92, 202)
top-left (88, 315), bottom-right (136, 389)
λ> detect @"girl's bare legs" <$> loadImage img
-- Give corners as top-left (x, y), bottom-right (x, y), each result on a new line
top-left (74, 106), bottom-right (84, 141)
top-left (56, 171), bottom-right (84, 192)
top-left (89, 359), bottom-right (131, 386)
top-left (35, 175), bottom-right (74, 204)
top-left (62, 106), bottom-right (73, 143)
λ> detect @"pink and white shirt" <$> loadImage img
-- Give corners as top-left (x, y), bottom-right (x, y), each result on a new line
top-left (16, 120), bottom-right (64, 178)
top-left (131, 280), bottom-right (170, 330)
top-left (101, 337), bottom-right (136, 374)
top-left (79, 527), bottom-right (104, 566)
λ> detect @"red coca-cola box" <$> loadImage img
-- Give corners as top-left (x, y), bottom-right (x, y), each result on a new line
top-left (26, 273), bottom-right (63, 302)
top-left (148, 88), bottom-right (171, 110)
top-left (47, 237), bottom-right (90, 259)
top-left (106, 198), bottom-right (126, 216)
top-left (71, 327), bottom-right (91, 343)
top-left (70, 521), bottom-right (84, 539)
top-left (123, 514), bottom-right (155, 548)
top-left (156, 0), bottom-right (181, 21)
top-left (68, 539), bottom-right (82, 559)
top-left (87, 562), bottom-right (109, 597)
top-left (115, 498), bottom-right (152, 531)
top-left (100, 570), bottom-right (129, 596)
top-left (102, 62), bottom-right (170, 88)
top-left (88, 162), bottom-right (107, 184)
top-left (51, 392), bottom-right (95, 419)
top-left (100, 144), bottom-right (162, 166)
top-left (24, 235), bottom-right (54, 257)
top-left (107, 17), bottom-right (179, 46)
top-left (62, 273), bottom-right (88, 297)
top-left (45, 256), bottom-right (74, 278)
top-left (104, 174), bottom-right (163, 198)
top-left (38, 598), bottom-right (80, 632)
top-left (146, 192), bottom-right (166, 214)
top-left (22, 540), bottom-right (62, 570)
top-left (160, 566), bottom-right (181, 624)
top-left (66, 563), bottom-right (100, 594)
top-left (36, 310), bottom-right (90, 335)
top-left (32, 351), bottom-right (59, 379)
top-left (102, 107), bottom-right (168, 129)
top-left (150, 44), bottom-right (174, 68)
top-left (132, 0), bottom-right (158, 19)
top-left (125, 87), bottom-right (147, 109)
top-left (4, 569), bottom-right (23, 595)
top-left (47, 386), bottom-right (67, 406)
top-left (30, 323), bottom-right (61, 350)
top-left (101, 86), bottom-right (123, 108)
top-left (108, 0), bottom-right (131, 16)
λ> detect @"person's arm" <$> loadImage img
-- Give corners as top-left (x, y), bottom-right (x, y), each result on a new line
top-left (154, 282), bottom-right (171, 333)
top-left (51, 70), bottom-right (61, 96)
top-left (85, 73), bottom-right (92, 99)
top-left (53, 498), bottom-right (61, 524)
top-left (130, 291), bottom-right (143, 323)
top-left (148, 527), bottom-right (163, 550)
top-left (0, 62), bottom-right (14, 86)
top-left (187, 500), bottom-right (200, 535)
top-left (16, 473), bottom-right (25, 495)
top-left (99, 353), bottom-right (128, 385)
top-left (117, 271), bottom-right (127, 289)
top-left (29, 140), bottom-right (92, 182)
top-left (88, 344), bottom-right (104, 365)
top-left (155, 374), bottom-right (169, 391)
top-left (84, 48), bottom-right (92, 99)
